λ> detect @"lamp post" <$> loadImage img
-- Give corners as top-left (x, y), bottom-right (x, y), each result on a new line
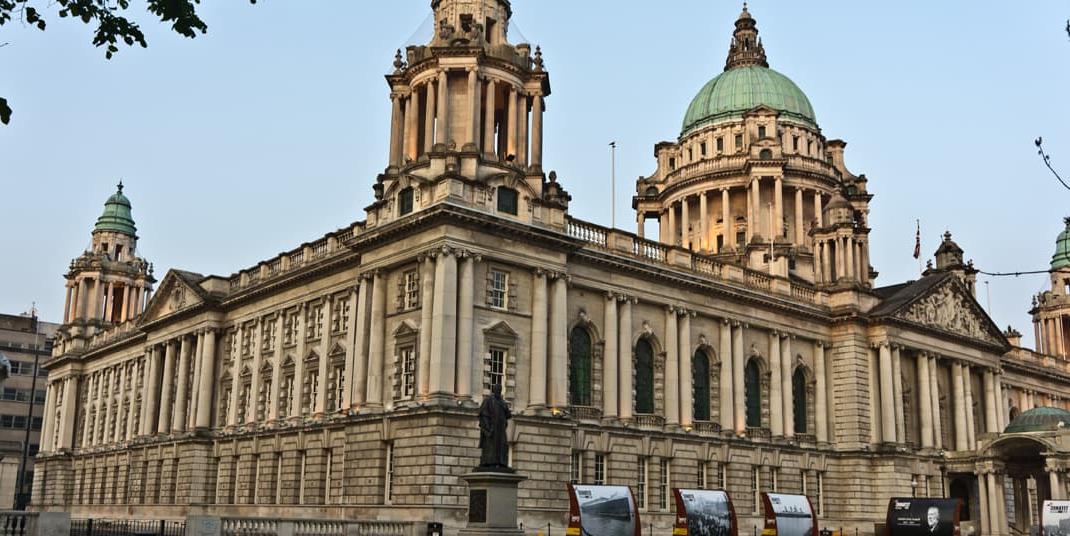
top-left (911, 476), bottom-right (919, 497)
top-left (14, 307), bottom-right (41, 510)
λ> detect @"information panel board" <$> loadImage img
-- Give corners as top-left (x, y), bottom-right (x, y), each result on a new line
top-left (672, 489), bottom-right (738, 536)
top-left (885, 498), bottom-right (961, 536)
top-left (566, 484), bottom-right (641, 536)
top-left (760, 493), bottom-right (817, 536)
top-left (1041, 500), bottom-right (1070, 536)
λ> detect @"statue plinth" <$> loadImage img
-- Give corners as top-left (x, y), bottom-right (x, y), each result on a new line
top-left (459, 471), bottom-right (527, 536)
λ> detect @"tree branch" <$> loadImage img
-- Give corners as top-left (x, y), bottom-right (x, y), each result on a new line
top-left (1036, 137), bottom-right (1070, 192)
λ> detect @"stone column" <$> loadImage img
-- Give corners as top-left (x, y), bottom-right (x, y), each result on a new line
top-left (879, 343), bottom-right (896, 443)
top-left (952, 362), bottom-right (967, 451)
top-left (389, 94), bottom-right (402, 166)
top-left (984, 369), bottom-right (997, 434)
top-left (124, 362), bottom-right (137, 440)
top-left (732, 323), bottom-right (745, 434)
top-left (424, 81), bottom-right (436, 153)
top-left (681, 196), bottom-right (691, 250)
top-left (963, 365), bottom-right (976, 449)
top-left (506, 85), bottom-right (517, 158)
top-left (82, 374), bottom-right (95, 446)
top-left (769, 332), bottom-right (783, 437)
top-left (229, 328), bottom-right (244, 423)
top-left (773, 177), bottom-right (784, 239)
top-left (190, 331), bottom-right (203, 428)
top-left (781, 335), bottom-right (794, 438)
top-left (987, 472), bottom-right (1003, 535)
top-left (194, 329), bottom-right (218, 429)
top-left (467, 69), bottom-right (480, 148)
top-left (456, 253), bottom-right (478, 399)
top-left (891, 345), bottom-right (905, 443)
top-left (664, 307), bottom-right (679, 425)
top-left (814, 341), bottom-right (828, 442)
top-left (315, 300), bottom-right (333, 416)
top-left (844, 237), bottom-right (856, 280)
top-left (483, 79), bottom-right (497, 158)
top-left (40, 381), bottom-right (56, 452)
top-left (517, 93), bottom-right (528, 166)
top-left (347, 283), bottom-right (368, 408)
top-left (172, 336), bottom-right (191, 433)
top-left (619, 297), bottom-right (634, 420)
top-left (59, 376), bottom-right (78, 449)
top-left (603, 293), bottom-right (618, 419)
top-left (156, 341), bottom-right (176, 434)
top-left (430, 249), bottom-right (458, 396)
top-left (637, 213), bottom-right (645, 238)
top-left (62, 283), bottom-right (73, 323)
top-left (918, 352), bottom-right (934, 448)
top-left (977, 470), bottom-right (991, 535)
top-left (529, 271), bottom-right (548, 409)
top-left (722, 189), bottom-right (732, 251)
top-left (699, 192), bottom-right (709, 252)
top-left (140, 346), bottom-right (156, 435)
top-left (267, 314), bottom-right (285, 420)
top-left (747, 178), bottom-right (758, 242)
top-left (403, 91), bottom-right (418, 162)
top-left (549, 274), bottom-right (569, 408)
top-left (794, 187), bottom-right (804, 245)
top-left (812, 190), bottom-right (823, 230)
top-left (436, 70), bottom-right (449, 145)
top-left (342, 284), bottom-right (360, 411)
top-left (417, 255), bottom-right (436, 398)
top-left (995, 376), bottom-right (1006, 431)
top-left (719, 321), bottom-right (734, 431)
top-left (70, 281), bottom-right (82, 322)
top-left (119, 285), bottom-right (130, 321)
top-left (930, 356), bottom-right (943, 449)
top-left (680, 311), bottom-right (693, 427)
top-left (104, 281), bottom-right (115, 322)
top-left (366, 271), bottom-right (387, 407)
top-left (667, 203), bottom-right (677, 246)
top-left (531, 93), bottom-right (543, 168)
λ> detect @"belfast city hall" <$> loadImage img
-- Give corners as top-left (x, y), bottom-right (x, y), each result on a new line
top-left (31, 1), bottom-right (1070, 534)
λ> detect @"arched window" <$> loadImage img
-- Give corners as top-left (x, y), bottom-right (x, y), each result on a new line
top-left (745, 359), bottom-right (761, 428)
top-left (398, 187), bottom-right (414, 216)
top-left (645, 186), bottom-right (659, 197)
top-left (497, 186), bottom-right (519, 215)
top-left (635, 339), bottom-right (655, 414)
top-left (569, 327), bottom-right (593, 406)
top-left (759, 148), bottom-right (773, 160)
top-left (692, 350), bottom-right (711, 421)
top-left (793, 367), bottom-right (808, 434)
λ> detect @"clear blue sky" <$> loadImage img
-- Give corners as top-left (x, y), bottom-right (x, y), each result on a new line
top-left (2, 1), bottom-right (1068, 348)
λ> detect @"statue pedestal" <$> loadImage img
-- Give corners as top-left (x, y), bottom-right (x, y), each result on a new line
top-left (459, 471), bottom-right (527, 536)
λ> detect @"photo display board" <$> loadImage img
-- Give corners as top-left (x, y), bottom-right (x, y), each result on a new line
top-left (760, 493), bottom-right (817, 536)
top-left (672, 489), bottom-right (738, 536)
top-left (1041, 500), bottom-right (1070, 536)
top-left (885, 498), bottom-right (961, 536)
top-left (566, 484), bottom-right (641, 536)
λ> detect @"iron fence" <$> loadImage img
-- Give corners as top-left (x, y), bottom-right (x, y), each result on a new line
top-left (71, 518), bottom-right (185, 536)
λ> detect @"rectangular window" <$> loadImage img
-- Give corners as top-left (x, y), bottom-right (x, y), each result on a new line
top-left (497, 187), bottom-right (519, 215)
top-left (570, 451), bottom-right (582, 484)
top-left (721, 463), bottom-right (728, 490)
top-left (659, 459), bottom-right (670, 511)
top-left (688, 148), bottom-right (693, 161)
top-left (807, 140), bottom-right (813, 155)
top-left (637, 457), bottom-right (647, 510)
top-left (700, 142), bottom-right (707, 157)
top-left (699, 461), bottom-right (708, 490)
top-left (488, 270), bottom-right (508, 309)
top-left (385, 443), bottom-right (395, 505)
top-left (772, 467), bottom-right (779, 491)
top-left (792, 135), bottom-right (799, 152)
top-left (752, 466), bottom-right (761, 514)
top-left (669, 157), bottom-right (676, 170)
top-left (489, 347), bottom-right (507, 390)
top-left (398, 188), bottom-right (414, 216)
top-left (594, 454), bottom-right (605, 485)
top-left (401, 347), bottom-right (416, 399)
top-left (757, 125), bottom-right (766, 139)
top-left (817, 472), bottom-right (824, 516)
top-left (734, 134), bottom-right (743, 151)
top-left (404, 270), bottom-right (420, 309)
top-left (716, 137), bottom-right (724, 153)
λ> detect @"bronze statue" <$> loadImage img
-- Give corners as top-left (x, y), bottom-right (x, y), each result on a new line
top-left (477, 384), bottom-right (512, 472)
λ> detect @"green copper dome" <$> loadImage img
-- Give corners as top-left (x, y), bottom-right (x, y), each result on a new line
top-left (1004, 406), bottom-right (1070, 434)
top-left (1051, 218), bottom-right (1070, 270)
top-left (94, 182), bottom-right (137, 236)
top-left (682, 66), bottom-right (817, 136)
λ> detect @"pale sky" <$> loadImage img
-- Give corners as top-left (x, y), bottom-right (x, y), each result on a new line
top-left (2, 1), bottom-right (1068, 348)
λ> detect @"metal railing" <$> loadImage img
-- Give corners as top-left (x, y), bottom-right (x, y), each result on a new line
top-left (220, 519), bottom-right (415, 536)
top-left (71, 519), bottom-right (184, 536)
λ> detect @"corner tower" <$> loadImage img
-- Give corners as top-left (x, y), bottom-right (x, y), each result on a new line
top-left (56, 183), bottom-right (155, 354)
top-left (367, 0), bottom-right (566, 231)
top-left (1032, 218), bottom-right (1070, 357)
top-left (634, 5), bottom-right (871, 287)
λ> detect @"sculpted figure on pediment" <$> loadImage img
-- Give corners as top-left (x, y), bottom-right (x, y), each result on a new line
top-left (898, 284), bottom-right (998, 344)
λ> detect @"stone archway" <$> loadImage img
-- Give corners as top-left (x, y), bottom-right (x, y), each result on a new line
top-left (982, 434), bottom-right (1062, 534)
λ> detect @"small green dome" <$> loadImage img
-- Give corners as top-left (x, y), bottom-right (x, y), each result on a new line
top-left (1051, 218), bottom-right (1070, 270)
top-left (1004, 406), bottom-right (1070, 434)
top-left (94, 182), bottom-right (137, 236)
top-left (681, 66), bottom-right (817, 137)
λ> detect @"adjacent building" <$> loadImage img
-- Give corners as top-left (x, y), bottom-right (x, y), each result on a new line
top-left (31, 2), bottom-right (1070, 534)
top-left (0, 313), bottom-right (57, 509)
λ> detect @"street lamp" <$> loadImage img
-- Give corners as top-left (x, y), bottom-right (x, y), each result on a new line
top-left (911, 476), bottom-right (918, 497)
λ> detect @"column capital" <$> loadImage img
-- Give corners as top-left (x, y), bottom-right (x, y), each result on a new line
top-left (533, 267), bottom-right (549, 278)
top-left (618, 294), bottom-right (638, 305)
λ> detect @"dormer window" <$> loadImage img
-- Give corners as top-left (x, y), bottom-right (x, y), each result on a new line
top-left (757, 125), bottom-right (766, 139)
top-left (497, 186), bottom-right (518, 215)
top-left (735, 134), bottom-right (744, 152)
top-left (398, 187), bottom-right (414, 216)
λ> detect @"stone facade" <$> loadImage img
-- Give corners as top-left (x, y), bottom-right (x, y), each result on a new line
top-left (31, 2), bottom-right (1070, 535)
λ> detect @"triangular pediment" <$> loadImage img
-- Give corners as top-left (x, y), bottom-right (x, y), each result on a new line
top-left (139, 270), bottom-right (209, 324)
top-left (483, 320), bottom-right (518, 339)
top-left (891, 276), bottom-right (1006, 347)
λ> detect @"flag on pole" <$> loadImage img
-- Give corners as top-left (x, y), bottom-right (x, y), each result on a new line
top-left (913, 220), bottom-right (921, 259)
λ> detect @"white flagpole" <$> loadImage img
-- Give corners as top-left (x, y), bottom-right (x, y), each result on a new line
top-left (609, 141), bottom-right (617, 229)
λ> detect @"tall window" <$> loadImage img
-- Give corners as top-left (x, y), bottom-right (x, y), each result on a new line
top-left (569, 327), bottom-right (593, 406)
top-left (637, 457), bottom-right (647, 510)
top-left (752, 466), bottom-right (761, 514)
top-left (400, 347), bottom-right (416, 399)
top-left (488, 270), bottom-right (509, 309)
top-left (404, 270), bottom-right (420, 309)
top-left (716, 137), bottom-right (724, 153)
top-left (734, 134), bottom-right (744, 151)
top-left (693, 350), bottom-right (711, 421)
top-left (497, 186), bottom-right (519, 215)
top-left (745, 359), bottom-right (761, 428)
top-left (594, 454), bottom-right (606, 485)
top-left (398, 187), bottom-right (414, 216)
top-left (659, 459), bottom-right (670, 511)
top-left (384, 443), bottom-right (395, 505)
top-left (757, 125), bottom-right (766, 138)
top-left (488, 348), bottom-right (506, 391)
top-left (570, 451), bottom-right (582, 484)
top-left (793, 367), bottom-right (808, 434)
top-left (635, 339), bottom-right (655, 414)
top-left (699, 461), bottom-right (708, 490)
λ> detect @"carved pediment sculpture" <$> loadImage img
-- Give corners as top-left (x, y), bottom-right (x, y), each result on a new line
top-left (896, 281), bottom-right (1003, 346)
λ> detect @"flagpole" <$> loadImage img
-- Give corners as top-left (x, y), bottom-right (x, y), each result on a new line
top-left (609, 141), bottom-right (617, 229)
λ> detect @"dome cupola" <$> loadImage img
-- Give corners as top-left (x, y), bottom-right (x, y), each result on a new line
top-left (1051, 217), bottom-right (1070, 270)
top-left (94, 181), bottom-right (137, 237)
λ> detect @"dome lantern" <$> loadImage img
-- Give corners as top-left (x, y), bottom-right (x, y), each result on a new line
top-left (1051, 217), bottom-right (1070, 271)
top-left (93, 181), bottom-right (137, 237)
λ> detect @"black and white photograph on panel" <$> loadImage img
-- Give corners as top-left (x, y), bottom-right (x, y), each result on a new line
top-left (573, 485), bottom-right (638, 536)
top-left (885, 498), bottom-right (960, 536)
top-left (1042, 500), bottom-right (1070, 536)
top-left (678, 489), bottom-right (734, 536)
top-left (765, 493), bottom-right (815, 536)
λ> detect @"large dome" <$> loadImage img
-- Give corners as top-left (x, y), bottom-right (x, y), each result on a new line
top-left (1004, 406), bottom-right (1070, 434)
top-left (1051, 218), bottom-right (1070, 270)
top-left (682, 65), bottom-right (817, 136)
